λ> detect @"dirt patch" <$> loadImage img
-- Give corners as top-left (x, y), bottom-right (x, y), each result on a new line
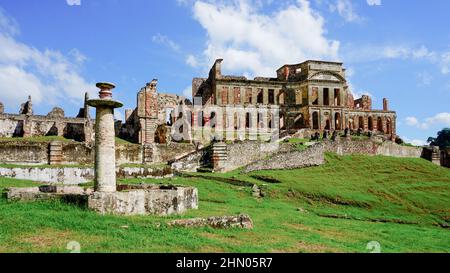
top-left (270, 241), bottom-right (339, 253)
top-left (18, 228), bottom-right (103, 252)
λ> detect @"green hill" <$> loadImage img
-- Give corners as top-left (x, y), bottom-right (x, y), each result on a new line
top-left (0, 154), bottom-right (449, 253)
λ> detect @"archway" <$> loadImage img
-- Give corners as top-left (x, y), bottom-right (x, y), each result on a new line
top-left (334, 89), bottom-right (341, 106)
top-left (358, 116), bottom-right (364, 130)
top-left (377, 117), bottom-right (383, 132)
top-left (245, 112), bottom-right (251, 129)
top-left (368, 116), bottom-right (374, 131)
top-left (325, 119), bottom-right (331, 130)
top-left (386, 118), bottom-right (392, 135)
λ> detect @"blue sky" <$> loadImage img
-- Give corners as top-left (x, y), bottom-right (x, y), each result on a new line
top-left (0, 0), bottom-right (449, 144)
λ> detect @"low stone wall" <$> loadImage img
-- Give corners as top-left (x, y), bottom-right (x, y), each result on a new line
top-left (89, 184), bottom-right (198, 216)
top-left (243, 139), bottom-right (424, 173)
top-left (224, 142), bottom-right (282, 172)
top-left (375, 141), bottom-right (423, 158)
top-left (171, 141), bottom-right (290, 172)
top-left (244, 143), bottom-right (325, 173)
top-left (0, 140), bottom-right (197, 166)
top-left (0, 142), bottom-right (49, 165)
top-left (0, 165), bottom-right (173, 184)
top-left (171, 149), bottom-right (206, 172)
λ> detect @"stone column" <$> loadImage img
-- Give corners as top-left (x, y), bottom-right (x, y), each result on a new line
top-left (87, 82), bottom-right (123, 193)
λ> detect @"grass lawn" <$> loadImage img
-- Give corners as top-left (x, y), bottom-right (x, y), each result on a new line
top-left (0, 154), bottom-right (449, 253)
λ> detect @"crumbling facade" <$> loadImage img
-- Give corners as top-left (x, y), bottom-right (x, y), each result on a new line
top-left (119, 79), bottom-right (191, 144)
top-left (0, 94), bottom-right (93, 142)
top-left (193, 59), bottom-right (397, 139)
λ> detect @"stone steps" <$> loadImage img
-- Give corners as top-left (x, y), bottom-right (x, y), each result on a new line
top-left (49, 141), bottom-right (63, 165)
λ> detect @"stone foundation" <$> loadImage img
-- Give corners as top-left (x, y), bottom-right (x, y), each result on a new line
top-left (88, 184), bottom-right (198, 216)
top-left (6, 184), bottom-right (198, 216)
top-left (6, 185), bottom-right (92, 202)
top-left (0, 165), bottom-right (173, 184)
top-left (168, 214), bottom-right (253, 229)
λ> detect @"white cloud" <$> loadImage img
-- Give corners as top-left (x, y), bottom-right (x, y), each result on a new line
top-left (416, 71), bottom-right (432, 86)
top-left (405, 116), bottom-right (420, 127)
top-left (402, 136), bottom-right (427, 147)
top-left (343, 44), bottom-right (437, 63)
top-left (188, 0), bottom-right (339, 77)
top-left (440, 51), bottom-right (450, 74)
top-left (66, 0), bottom-right (81, 6)
top-left (114, 110), bottom-right (124, 121)
top-left (152, 33), bottom-right (180, 53)
top-left (366, 0), bottom-right (381, 6)
top-left (0, 8), bottom-right (19, 35)
top-left (182, 85), bottom-right (192, 100)
top-left (405, 113), bottom-right (450, 130)
top-left (186, 54), bottom-right (199, 67)
top-left (0, 9), bottom-right (95, 110)
top-left (329, 0), bottom-right (361, 22)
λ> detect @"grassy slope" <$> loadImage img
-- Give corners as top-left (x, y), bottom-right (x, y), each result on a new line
top-left (0, 154), bottom-right (449, 253)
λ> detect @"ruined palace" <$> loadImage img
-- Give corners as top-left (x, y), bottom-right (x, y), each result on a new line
top-left (0, 59), bottom-right (397, 145)
top-left (0, 59), bottom-right (448, 170)
top-left (193, 59), bottom-right (397, 139)
top-left (0, 94), bottom-right (93, 142)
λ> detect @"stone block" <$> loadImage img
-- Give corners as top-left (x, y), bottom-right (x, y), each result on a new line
top-left (168, 214), bottom-right (253, 229)
top-left (88, 191), bottom-right (147, 215)
top-left (87, 185), bottom-right (198, 216)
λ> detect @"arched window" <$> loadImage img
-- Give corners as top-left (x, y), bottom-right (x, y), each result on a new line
top-left (335, 112), bottom-right (341, 130)
top-left (323, 88), bottom-right (330, 105)
top-left (334, 89), bottom-right (341, 106)
top-left (377, 117), bottom-right (383, 132)
top-left (210, 112), bottom-right (216, 128)
top-left (325, 119), bottom-right (331, 130)
top-left (358, 116), bottom-right (364, 130)
top-left (312, 112), bottom-right (319, 130)
top-left (246, 113), bottom-right (251, 128)
top-left (386, 118), bottom-right (392, 135)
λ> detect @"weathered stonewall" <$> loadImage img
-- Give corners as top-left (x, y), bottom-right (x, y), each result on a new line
top-left (168, 214), bottom-right (253, 229)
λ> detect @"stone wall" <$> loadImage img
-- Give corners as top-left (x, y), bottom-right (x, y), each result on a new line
top-left (243, 139), bottom-right (424, 173)
top-left (224, 141), bottom-right (281, 171)
top-left (0, 140), bottom-right (198, 166)
top-left (0, 141), bottom-right (49, 164)
top-left (0, 165), bottom-right (173, 184)
top-left (0, 114), bottom-right (92, 141)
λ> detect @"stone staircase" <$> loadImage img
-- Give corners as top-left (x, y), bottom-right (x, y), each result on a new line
top-left (49, 141), bottom-right (63, 165)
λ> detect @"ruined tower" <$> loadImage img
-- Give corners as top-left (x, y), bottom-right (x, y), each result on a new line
top-left (137, 79), bottom-right (159, 144)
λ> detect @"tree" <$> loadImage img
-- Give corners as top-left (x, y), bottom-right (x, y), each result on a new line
top-left (427, 128), bottom-right (450, 149)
